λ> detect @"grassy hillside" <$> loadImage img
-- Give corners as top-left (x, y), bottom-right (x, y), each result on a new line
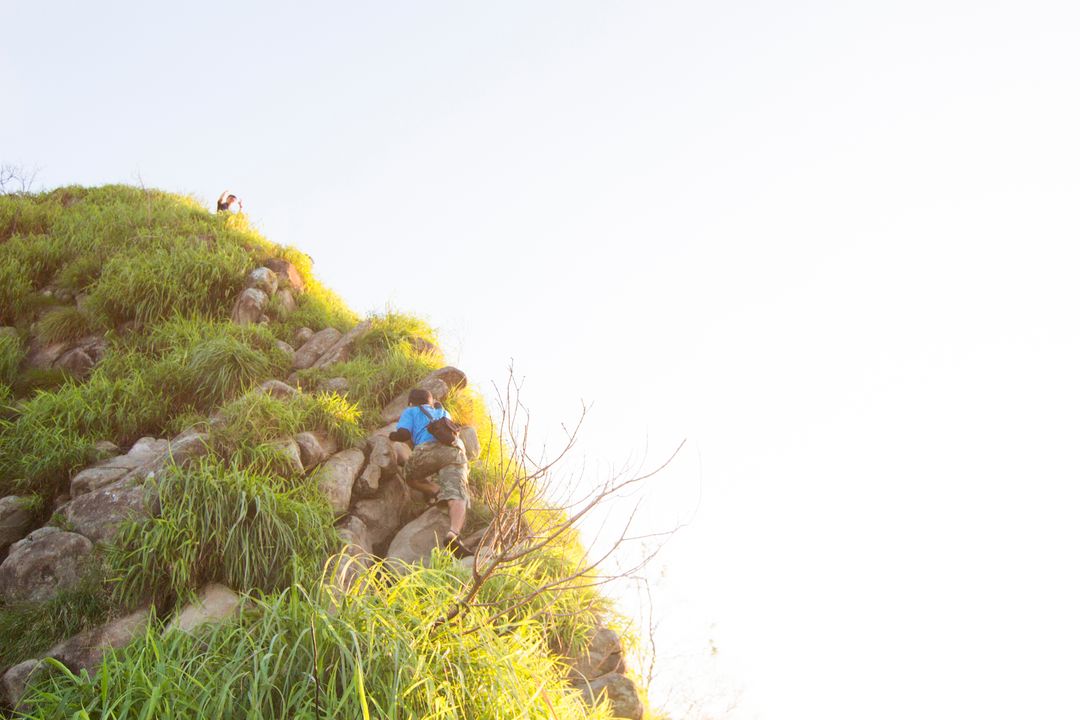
top-left (0, 186), bottom-right (640, 719)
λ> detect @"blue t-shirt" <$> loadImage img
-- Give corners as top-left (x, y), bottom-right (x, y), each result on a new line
top-left (397, 404), bottom-right (451, 446)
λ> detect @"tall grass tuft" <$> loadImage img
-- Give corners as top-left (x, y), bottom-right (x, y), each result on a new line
top-left (20, 566), bottom-right (612, 720)
top-left (36, 306), bottom-right (103, 344)
top-left (0, 578), bottom-right (110, 668)
top-left (108, 457), bottom-right (337, 607)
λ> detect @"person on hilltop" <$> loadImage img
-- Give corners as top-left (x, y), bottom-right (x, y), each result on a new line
top-left (216, 191), bottom-right (243, 213)
top-left (389, 388), bottom-right (474, 558)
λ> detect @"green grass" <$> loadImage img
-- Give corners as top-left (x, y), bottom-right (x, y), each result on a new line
top-left (107, 457), bottom-right (337, 608)
top-left (36, 306), bottom-right (102, 344)
top-left (0, 331), bottom-right (23, 386)
top-left (19, 565), bottom-right (613, 720)
top-left (0, 579), bottom-right (110, 668)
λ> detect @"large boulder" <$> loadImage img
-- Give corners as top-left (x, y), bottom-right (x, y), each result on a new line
top-left (48, 607), bottom-right (152, 674)
top-left (266, 438), bottom-right (305, 477)
top-left (69, 436), bottom-right (169, 497)
top-left (167, 583), bottom-right (242, 634)
top-left (125, 431), bottom-right (209, 485)
top-left (292, 327), bottom-right (342, 370)
top-left (310, 321), bottom-right (373, 369)
top-left (231, 287), bottom-right (269, 325)
top-left (380, 367), bottom-right (468, 423)
top-left (1, 659), bottom-right (42, 710)
top-left (0, 527), bottom-right (93, 603)
top-left (277, 287), bottom-right (298, 314)
top-left (56, 481), bottom-right (152, 544)
top-left (0, 496), bottom-right (35, 556)
top-left (576, 673), bottom-right (643, 720)
top-left (295, 431), bottom-right (339, 470)
top-left (246, 267), bottom-right (279, 296)
top-left (25, 335), bottom-right (106, 377)
top-left (315, 448), bottom-right (365, 516)
top-left (331, 516), bottom-right (373, 588)
top-left (265, 258), bottom-right (305, 293)
top-left (567, 628), bottom-right (627, 682)
top-left (386, 506), bottom-right (450, 570)
top-left (350, 476), bottom-right (410, 554)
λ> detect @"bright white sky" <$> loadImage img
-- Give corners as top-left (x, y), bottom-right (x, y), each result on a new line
top-left (4, 2), bottom-right (1080, 718)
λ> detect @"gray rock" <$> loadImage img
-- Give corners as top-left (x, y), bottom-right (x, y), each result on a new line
top-left (246, 267), bottom-right (279, 296)
top-left (294, 326), bottom-right (315, 346)
top-left (57, 481), bottom-right (152, 544)
top-left (310, 321), bottom-right (373, 369)
top-left (48, 607), bottom-right (152, 674)
top-left (408, 336), bottom-right (440, 356)
top-left (265, 258), bottom-right (305, 293)
top-left (25, 335), bottom-right (106, 377)
top-left (0, 496), bottom-right (35, 556)
top-left (459, 426), bottom-right (481, 461)
top-left (567, 628), bottom-right (626, 682)
top-left (319, 377), bottom-right (349, 395)
top-left (167, 583), bottom-right (241, 633)
top-left (231, 287), bottom-right (269, 325)
top-left (92, 440), bottom-right (121, 459)
top-left (331, 516), bottom-right (373, 587)
top-left (380, 366), bottom-right (468, 423)
top-left (277, 287), bottom-right (298, 314)
top-left (577, 672), bottom-right (643, 720)
top-left (267, 438), bottom-right (305, 476)
top-left (0, 527), bottom-right (93, 603)
top-left (55, 346), bottom-right (95, 376)
top-left (260, 379), bottom-right (299, 400)
top-left (350, 476), bottom-right (410, 554)
top-left (292, 327), bottom-right (342, 370)
top-left (315, 448), bottom-right (365, 516)
top-left (124, 432), bottom-right (209, 486)
top-left (69, 465), bottom-right (130, 497)
top-left (1, 659), bottom-right (43, 710)
top-left (274, 340), bottom-right (295, 362)
top-left (386, 506), bottom-right (450, 570)
top-left (295, 431), bottom-right (339, 470)
top-left (355, 434), bottom-right (397, 498)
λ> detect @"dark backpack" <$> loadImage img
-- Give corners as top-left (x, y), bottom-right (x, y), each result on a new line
top-left (418, 405), bottom-right (461, 446)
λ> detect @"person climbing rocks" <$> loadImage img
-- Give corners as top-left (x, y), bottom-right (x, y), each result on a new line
top-left (216, 191), bottom-right (243, 213)
top-left (389, 388), bottom-right (474, 558)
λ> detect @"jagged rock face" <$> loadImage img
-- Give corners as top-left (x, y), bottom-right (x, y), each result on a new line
top-left (295, 431), bottom-right (339, 470)
top-left (316, 448), bottom-right (366, 516)
top-left (0, 496), bottom-right (35, 556)
top-left (48, 607), bottom-right (152, 674)
top-left (167, 583), bottom-right (242, 634)
top-left (0, 527), bottom-right (93, 603)
top-left (56, 480), bottom-right (152, 544)
top-left (350, 476), bottom-right (410, 554)
top-left (231, 287), bottom-right (269, 325)
top-left (292, 327), bottom-right (342, 370)
top-left (386, 506), bottom-right (450, 570)
top-left (380, 366), bottom-right (468, 423)
top-left (355, 435), bottom-right (395, 498)
top-left (264, 258), bottom-right (305, 293)
top-left (309, 321), bottom-right (372, 369)
top-left (577, 673), bottom-right (643, 720)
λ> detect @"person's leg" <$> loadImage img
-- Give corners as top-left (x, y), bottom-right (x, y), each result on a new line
top-left (446, 499), bottom-right (467, 536)
top-left (403, 443), bottom-right (442, 499)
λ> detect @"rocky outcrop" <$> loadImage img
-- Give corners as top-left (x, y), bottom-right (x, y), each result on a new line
top-left (292, 327), bottom-right (342, 370)
top-left (260, 379), bottom-right (299, 400)
top-left (246, 267), bottom-right (278, 296)
top-left (267, 438), bottom-right (305, 476)
top-left (48, 606), bottom-right (152, 674)
top-left (568, 628), bottom-right (627, 682)
top-left (350, 476), bottom-right (410, 554)
top-left (56, 481), bottom-right (152, 544)
top-left (167, 583), bottom-right (242, 633)
top-left (309, 321), bottom-right (372, 369)
top-left (0, 527), bottom-right (93, 603)
top-left (315, 448), bottom-right (365, 516)
top-left (25, 335), bottom-right (107, 378)
top-left (69, 433), bottom-right (208, 498)
top-left (385, 506), bottom-right (449, 570)
top-left (0, 496), bottom-right (35, 556)
top-left (264, 258), bottom-right (305, 293)
top-left (355, 435), bottom-right (395, 497)
top-left (380, 367), bottom-right (468, 423)
top-left (294, 326), bottom-right (315, 346)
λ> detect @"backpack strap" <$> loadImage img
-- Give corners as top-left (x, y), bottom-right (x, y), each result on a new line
top-left (417, 404), bottom-right (436, 422)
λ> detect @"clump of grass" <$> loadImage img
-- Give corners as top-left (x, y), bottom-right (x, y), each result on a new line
top-left (22, 568), bottom-right (611, 720)
top-left (36, 306), bottom-right (102, 344)
top-left (54, 255), bottom-right (101, 293)
top-left (108, 457), bottom-right (337, 607)
top-left (0, 577), bottom-right (111, 668)
top-left (0, 330), bottom-right (24, 385)
top-left (0, 260), bottom-right (33, 325)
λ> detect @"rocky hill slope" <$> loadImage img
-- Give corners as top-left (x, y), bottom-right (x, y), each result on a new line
top-left (0, 186), bottom-right (648, 719)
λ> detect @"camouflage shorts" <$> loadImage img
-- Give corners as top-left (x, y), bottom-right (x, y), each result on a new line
top-left (404, 440), bottom-right (470, 504)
